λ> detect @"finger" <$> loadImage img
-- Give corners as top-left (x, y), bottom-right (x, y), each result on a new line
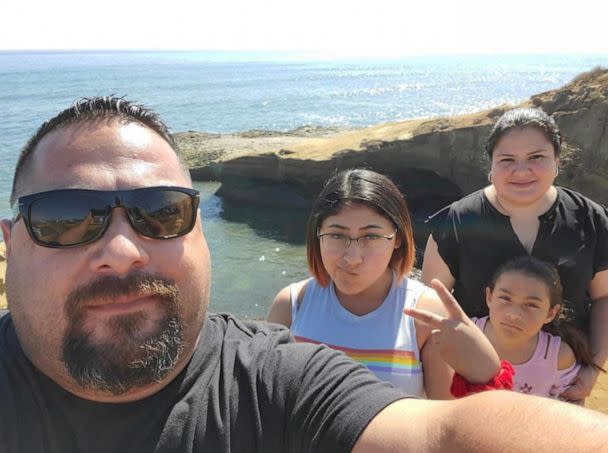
top-left (429, 279), bottom-right (466, 318)
top-left (430, 329), bottom-right (441, 345)
top-left (563, 398), bottom-right (585, 405)
top-left (560, 385), bottom-right (585, 401)
top-left (403, 306), bottom-right (445, 328)
top-left (560, 393), bottom-right (585, 405)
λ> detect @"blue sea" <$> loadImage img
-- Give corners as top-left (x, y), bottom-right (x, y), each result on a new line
top-left (1, 51), bottom-right (607, 317)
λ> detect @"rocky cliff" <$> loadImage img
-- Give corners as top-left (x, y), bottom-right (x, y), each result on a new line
top-left (184, 67), bottom-right (608, 210)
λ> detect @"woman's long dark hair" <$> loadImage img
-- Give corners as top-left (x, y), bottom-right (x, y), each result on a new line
top-left (488, 256), bottom-right (604, 372)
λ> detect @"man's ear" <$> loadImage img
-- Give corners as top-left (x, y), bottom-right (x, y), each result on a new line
top-left (1, 219), bottom-right (13, 257)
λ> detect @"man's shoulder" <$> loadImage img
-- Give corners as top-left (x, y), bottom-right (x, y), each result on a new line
top-left (205, 312), bottom-right (339, 362)
top-left (201, 313), bottom-right (351, 391)
top-left (207, 313), bottom-right (292, 341)
top-left (206, 313), bottom-right (308, 356)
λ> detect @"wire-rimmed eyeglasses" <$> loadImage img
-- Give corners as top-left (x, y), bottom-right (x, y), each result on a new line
top-left (317, 229), bottom-right (397, 254)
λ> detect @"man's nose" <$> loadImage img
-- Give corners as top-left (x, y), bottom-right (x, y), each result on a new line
top-left (87, 209), bottom-right (150, 275)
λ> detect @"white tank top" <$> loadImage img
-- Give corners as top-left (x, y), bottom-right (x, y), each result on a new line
top-left (290, 276), bottom-right (426, 398)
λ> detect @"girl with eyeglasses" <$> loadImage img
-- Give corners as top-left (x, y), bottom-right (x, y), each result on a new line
top-left (268, 169), bottom-right (505, 399)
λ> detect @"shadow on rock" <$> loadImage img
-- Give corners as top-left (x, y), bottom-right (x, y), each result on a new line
top-left (220, 199), bottom-right (309, 246)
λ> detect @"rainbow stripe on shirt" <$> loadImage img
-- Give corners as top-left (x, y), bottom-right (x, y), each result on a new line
top-left (295, 336), bottom-right (422, 375)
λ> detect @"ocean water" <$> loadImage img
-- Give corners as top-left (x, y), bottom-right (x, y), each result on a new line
top-left (1, 51), bottom-right (607, 317)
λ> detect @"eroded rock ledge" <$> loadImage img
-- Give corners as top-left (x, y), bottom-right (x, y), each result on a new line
top-left (180, 68), bottom-right (608, 210)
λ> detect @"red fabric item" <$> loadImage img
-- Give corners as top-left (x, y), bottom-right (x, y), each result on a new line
top-left (451, 360), bottom-right (515, 398)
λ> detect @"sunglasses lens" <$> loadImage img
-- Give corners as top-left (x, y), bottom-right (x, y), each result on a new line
top-left (128, 189), bottom-right (196, 238)
top-left (21, 187), bottom-right (198, 248)
top-left (28, 193), bottom-right (107, 246)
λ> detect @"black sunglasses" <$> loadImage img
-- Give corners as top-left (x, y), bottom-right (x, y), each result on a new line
top-left (13, 186), bottom-right (200, 248)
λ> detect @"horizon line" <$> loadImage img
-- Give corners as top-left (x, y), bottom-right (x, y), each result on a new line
top-left (1, 49), bottom-right (607, 64)
top-left (2, 49), bottom-right (608, 56)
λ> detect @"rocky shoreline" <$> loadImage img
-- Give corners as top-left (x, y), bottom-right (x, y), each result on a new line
top-left (175, 125), bottom-right (353, 169)
top-left (180, 67), bottom-right (608, 210)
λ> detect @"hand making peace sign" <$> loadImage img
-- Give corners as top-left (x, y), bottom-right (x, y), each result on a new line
top-left (404, 279), bottom-right (501, 385)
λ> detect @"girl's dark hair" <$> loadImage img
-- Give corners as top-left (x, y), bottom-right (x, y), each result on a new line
top-left (486, 108), bottom-right (562, 158)
top-left (306, 169), bottom-right (415, 286)
top-left (488, 256), bottom-right (604, 372)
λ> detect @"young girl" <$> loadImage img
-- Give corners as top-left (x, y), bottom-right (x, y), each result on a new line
top-left (478, 256), bottom-right (604, 398)
top-left (267, 169), bottom-right (502, 399)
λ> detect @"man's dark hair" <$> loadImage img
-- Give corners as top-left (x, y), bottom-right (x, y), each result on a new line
top-left (11, 96), bottom-right (181, 204)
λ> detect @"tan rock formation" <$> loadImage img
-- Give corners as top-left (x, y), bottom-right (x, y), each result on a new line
top-left (185, 68), bottom-right (608, 208)
top-left (527, 68), bottom-right (608, 203)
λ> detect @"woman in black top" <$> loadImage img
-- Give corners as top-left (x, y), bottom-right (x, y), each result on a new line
top-left (422, 107), bottom-right (608, 403)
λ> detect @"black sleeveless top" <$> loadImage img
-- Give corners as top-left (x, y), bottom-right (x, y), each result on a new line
top-left (426, 187), bottom-right (608, 332)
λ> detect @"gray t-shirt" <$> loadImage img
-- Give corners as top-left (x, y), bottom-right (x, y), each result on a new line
top-left (0, 312), bottom-right (405, 453)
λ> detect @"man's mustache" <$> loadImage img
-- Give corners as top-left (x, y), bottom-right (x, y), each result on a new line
top-left (65, 273), bottom-right (179, 315)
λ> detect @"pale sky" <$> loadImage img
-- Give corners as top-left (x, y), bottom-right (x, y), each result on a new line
top-left (2, 0), bottom-right (608, 57)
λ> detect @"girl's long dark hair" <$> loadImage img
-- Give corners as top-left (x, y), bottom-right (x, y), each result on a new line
top-left (488, 256), bottom-right (605, 372)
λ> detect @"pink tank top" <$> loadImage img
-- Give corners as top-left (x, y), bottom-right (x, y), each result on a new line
top-left (474, 316), bottom-right (580, 398)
